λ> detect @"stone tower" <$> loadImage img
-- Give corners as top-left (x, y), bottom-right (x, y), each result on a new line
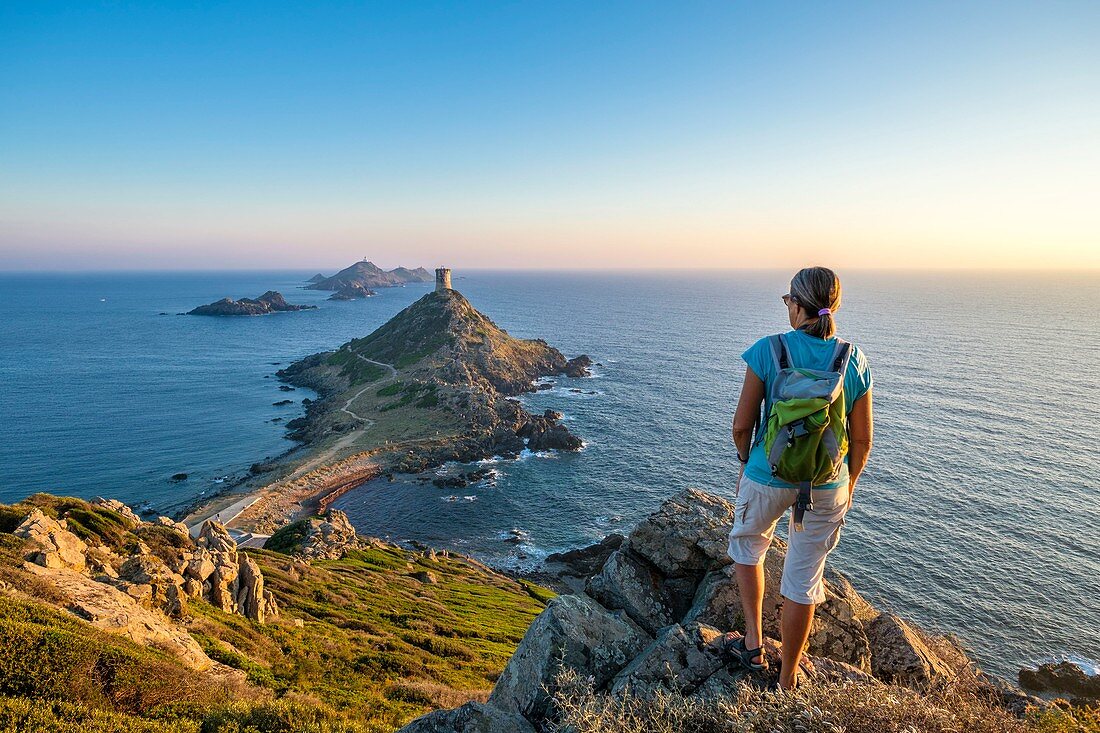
top-left (435, 266), bottom-right (452, 292)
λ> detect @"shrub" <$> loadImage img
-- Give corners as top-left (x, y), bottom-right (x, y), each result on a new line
top-left (0, 695), bottom-right (194, 733)
top-left (265, 520), bottom-right (313, 555)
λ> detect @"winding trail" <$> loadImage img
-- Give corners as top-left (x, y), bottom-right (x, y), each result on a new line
top-left (283, 349), bottom-right (397, 481)
top-left (186, 349), bottom-right (398, 532)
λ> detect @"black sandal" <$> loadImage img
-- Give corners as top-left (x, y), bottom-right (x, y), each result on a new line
top-left (724, 635), bottom-right (768, 672)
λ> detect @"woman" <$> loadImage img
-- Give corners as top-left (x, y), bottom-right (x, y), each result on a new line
top-left (727, 266), bottom-right (874, 689)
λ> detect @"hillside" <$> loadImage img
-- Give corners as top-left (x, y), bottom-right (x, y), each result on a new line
top-left (307, 261), bottom-right (432, 292)
top-left (0, 494), bottom-right (551, 733)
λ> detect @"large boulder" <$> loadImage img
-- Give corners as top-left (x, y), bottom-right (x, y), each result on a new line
top-left (489, 593), bottom-right (651, 721)
top-left (626, 488), bottom-right (734, 578)
top-left (610, 622), bottom-right (726, 698)
top-left (298, 509), bottom-right (360, 560)
top-left (23, 563), bottom-right (212, 670)
top-left (398, 702), bottom-right (535, 733)
top-left (13, 509), bottom-right (88, 572)
top-left (866, 613), bottom-right (956, 689)
top-left (585, 549), bottom-right (676, 635)
top-left (197, 520), bottom-right (237, 553)
top-left (236, 553), bottom-right (270, 623)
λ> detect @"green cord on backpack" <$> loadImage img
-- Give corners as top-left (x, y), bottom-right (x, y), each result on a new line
top-left (758, 334), bottom-right (852, 531)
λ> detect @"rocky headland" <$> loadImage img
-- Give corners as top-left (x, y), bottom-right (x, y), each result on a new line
top-left (187, 290), bottom-right (317, 316)
top-left (307, 259), bottom-right (432, 292)
top-left (183, 286), bottom-right (591, 538)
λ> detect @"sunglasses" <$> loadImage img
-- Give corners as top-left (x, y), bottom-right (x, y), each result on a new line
top-left (781, 294), bottom-right (797, 305)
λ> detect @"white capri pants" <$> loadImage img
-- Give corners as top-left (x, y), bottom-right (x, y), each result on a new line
top-left (727, 474), bottom-right (850, 605)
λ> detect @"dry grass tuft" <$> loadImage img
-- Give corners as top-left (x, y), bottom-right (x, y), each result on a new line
top-left (548, 669), bottom-right (1100, 733)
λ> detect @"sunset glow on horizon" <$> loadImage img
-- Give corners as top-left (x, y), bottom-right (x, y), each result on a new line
top-left (2, 2), bottom-right (1098, 271)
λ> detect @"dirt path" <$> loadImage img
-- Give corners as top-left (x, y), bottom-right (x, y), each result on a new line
top-left (186, 351), bottom-right (397, 533)
top-left (285, 350), bottom-right (397, 481)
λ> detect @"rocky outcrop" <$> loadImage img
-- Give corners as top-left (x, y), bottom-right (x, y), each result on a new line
top-left (11, 503), bottom-right (276, 631)
top-left (400, 488), bottom-right (1008, 733)
top-left (92, 497), bottom-right (142, 524)
top-left (1019, 660), bottom-right (1100, 701)
top-left (297, 510), bottom-right (360, 560)
top-left (13, 509), bottom-right (88, 572)
top-left (563, 354), bottom-right (593, 378)
top-left (188, 290), bottom-right (317, 316)
top-left (196, 520), bottom-right (278, 623)
top-left (23, 563), bottom-right (213, 670)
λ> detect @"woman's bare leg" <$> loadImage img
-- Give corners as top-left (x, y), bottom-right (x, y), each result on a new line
top-left (779, 599), bottom-right (814, 688)
top-left (734, 561), bottom-right (765, 665)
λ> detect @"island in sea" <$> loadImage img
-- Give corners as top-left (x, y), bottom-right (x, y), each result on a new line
top-left (0, 271), bottom-right (1094, 733)
top-left (187, 290), bottom-right (317, 316)
top-left (307, 259), bottom-right (433, 293)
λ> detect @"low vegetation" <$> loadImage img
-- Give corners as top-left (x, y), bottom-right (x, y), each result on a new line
top-left (549, 669), bottom-right (1100, 733)
top-left (0, 496), bottom-right (553, 733)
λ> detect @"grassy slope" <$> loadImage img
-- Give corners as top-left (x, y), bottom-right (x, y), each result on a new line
top-left (0, 496), bottom-right (553, 733)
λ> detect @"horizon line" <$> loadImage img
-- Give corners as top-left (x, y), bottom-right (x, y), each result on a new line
top-left (1, 264), bottom-right (1099, 275)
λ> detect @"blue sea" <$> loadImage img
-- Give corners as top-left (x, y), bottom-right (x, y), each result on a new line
top-left (1, 269), bottom-right (1097, 680)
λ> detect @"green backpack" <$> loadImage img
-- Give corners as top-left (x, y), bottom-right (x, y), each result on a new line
top-left (758, 333), bottom-right (852, 530)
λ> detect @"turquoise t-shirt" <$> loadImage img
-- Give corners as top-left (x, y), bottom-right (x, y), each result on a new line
top-left (741, 329), bottom-right (873, 490)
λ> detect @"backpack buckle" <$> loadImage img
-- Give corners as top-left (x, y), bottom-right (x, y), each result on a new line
top-left (792, 481), bottom-right (813, 532)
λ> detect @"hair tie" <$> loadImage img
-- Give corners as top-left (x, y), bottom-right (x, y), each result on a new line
top-left (817, 308), bottom-right (832, 316)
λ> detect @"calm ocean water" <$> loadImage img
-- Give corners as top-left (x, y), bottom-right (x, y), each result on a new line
top-left (1, 269), bottom-right (1097, 679)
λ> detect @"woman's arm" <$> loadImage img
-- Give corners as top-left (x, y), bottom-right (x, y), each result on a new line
top-left (732, 367), bottom-right (765, 462)
top-left (847, 388), bottom-right (874, 496)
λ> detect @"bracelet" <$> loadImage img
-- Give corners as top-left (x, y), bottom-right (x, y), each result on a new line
top-left (736, 453), bottom-right (749, 464)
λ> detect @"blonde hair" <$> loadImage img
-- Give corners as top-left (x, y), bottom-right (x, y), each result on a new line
top-left (790, 266), bottom-right (842, 339)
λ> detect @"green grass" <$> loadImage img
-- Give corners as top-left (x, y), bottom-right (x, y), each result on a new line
top-left (326, 351), bottom-right (387, 385)
top-left (265, 519), bottom-right (313, 555)
top-left (379, 383), bottom-right (438, 412)
top-left (0, 493), bottom-right (554, 732)
top-left (180, 546), bottom-right (549, 726)
top-left (376, 382), bottom-right (404, 397)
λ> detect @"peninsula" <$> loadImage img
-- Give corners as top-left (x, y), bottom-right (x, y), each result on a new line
top-left (184, 273), bottom-right (589, 538)
top-left (307, 259), bottom-right (432, 293)
top-left (187, 290), bottom-right (317, 316)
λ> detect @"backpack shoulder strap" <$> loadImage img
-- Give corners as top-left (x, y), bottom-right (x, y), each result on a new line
top-left (830, 338), bottom-right (853, 375)
top-left (769, 334), bottom-right (789, 372)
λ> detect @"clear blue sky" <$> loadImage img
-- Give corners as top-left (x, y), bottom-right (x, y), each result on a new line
top-left (2, 1), bottom-right (1098, 270)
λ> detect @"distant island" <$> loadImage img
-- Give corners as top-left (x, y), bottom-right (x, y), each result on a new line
top-left (187, 290), bottom-right (317, 316)
top-left (306, 259), bottom-right (432, 292)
